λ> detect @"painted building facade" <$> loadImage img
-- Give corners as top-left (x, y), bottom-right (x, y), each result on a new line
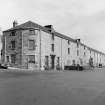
top-left (1, 21), bottom-right (105, 70)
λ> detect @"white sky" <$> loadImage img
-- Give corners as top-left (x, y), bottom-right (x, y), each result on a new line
top-left (0, 0), bottom-right (105, 52)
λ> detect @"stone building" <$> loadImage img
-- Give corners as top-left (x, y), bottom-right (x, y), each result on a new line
top-left (1, 21), bottom-right (105, 70)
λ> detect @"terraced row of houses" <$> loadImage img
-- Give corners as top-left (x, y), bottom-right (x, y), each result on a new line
top-left (1, 21), bottom-right (105, 70)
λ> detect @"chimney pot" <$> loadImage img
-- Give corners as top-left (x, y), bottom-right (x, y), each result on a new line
top-left (13, 20), bottom-right (18, 28)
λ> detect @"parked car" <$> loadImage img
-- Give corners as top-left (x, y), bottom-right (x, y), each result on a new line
top-left (99, 64), bottom-right (102, 68)
top-left (0, 64), bottom-right (8, 69)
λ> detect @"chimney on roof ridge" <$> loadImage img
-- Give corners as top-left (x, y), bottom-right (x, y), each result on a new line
top-left (76, 39), bottom-right (80, 43)
top-left (13, 20), bottom-right (18, 28)
top-left (44, 25), bottom-right (54, 33)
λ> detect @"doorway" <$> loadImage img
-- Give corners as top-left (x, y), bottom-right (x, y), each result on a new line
top-left (50, 55), bottom-right (55, 69)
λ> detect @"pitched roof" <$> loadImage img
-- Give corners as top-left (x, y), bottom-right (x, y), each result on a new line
top-left (3, 21), bottom-right (105, 55)
top-left (3, 21), bottom-right (76, 42)
top-left (3, 21), bottom-right (48, 32)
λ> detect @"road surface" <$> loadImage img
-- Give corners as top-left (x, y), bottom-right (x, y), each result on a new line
top-left (0, 68), bottom-right (105, 105)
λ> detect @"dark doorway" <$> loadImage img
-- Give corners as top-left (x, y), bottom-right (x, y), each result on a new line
top-left (11, 54), bottom-right (16, 64)
top-left (50, 55), bottom-right (55, 69)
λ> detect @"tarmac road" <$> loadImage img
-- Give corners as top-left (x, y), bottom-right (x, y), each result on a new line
top-left (0, 68), bottom-right (105, 105)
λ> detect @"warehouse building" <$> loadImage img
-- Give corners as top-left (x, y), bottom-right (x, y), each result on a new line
top-left (1, 21), bottom-right (105, 70)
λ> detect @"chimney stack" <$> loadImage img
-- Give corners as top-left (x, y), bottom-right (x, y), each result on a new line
top-left (44, 25), bottom-right (54, 33)
top-left (76, 39), bottom-right (80, 43)
top-left (13, 20), bottom-right (18, 28)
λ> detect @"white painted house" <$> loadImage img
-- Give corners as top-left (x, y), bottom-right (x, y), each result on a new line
top-left (1, 21), bottom-right (105, 70)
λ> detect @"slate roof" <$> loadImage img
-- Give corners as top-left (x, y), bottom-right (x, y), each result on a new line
top-left (3, 21), bottom-right (105, 55)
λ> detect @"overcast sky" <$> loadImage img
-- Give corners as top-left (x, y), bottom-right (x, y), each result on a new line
top-left (0, 0), bottom-right (105, 52)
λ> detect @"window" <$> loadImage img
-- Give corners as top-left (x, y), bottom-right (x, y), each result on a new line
top-left (72, 60), bottom-right (75, 66)
top-left (11, 40), bottom-right (16, 50)
top-left (84, 46), bottom-right (85, 50)
top-left (77, 50), bottom-right (79, 56)
top-left (29, 40), bottom-right (35, 50)
top-left (28, 55), bottom-right (35, 63)
top-left (84, 52), bottom-right (86, 56)
top-left (45, 56), bottom-right (49, 68)
top-left (77, 43), bottom-right (79, 48)
top-left (68, 48), bottom-right (70, 54)
top-left (29, 29), bottom-right (35, 35)
top-left (57, 57), bottom-right (60, 64)
top-left (11, 31), bottom-right (16, 36)
top-left (11, 54), bottom-right (16, 64)
top-left (51, 44), bottom-right (54, 52)
top-left (52, 33), bottom-right (54, 40)
top-left (68, 40), bottom-right (70, 45)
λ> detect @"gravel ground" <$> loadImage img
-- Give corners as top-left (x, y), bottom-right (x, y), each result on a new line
top-left (0, 68), bottom-right (105, 105)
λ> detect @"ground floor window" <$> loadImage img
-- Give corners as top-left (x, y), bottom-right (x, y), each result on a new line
top-left (56, 57), bottom-right (60, 70)
top-left (28, 55), bottom-right (35, 63)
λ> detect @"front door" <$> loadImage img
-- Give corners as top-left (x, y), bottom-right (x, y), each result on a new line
top-left (28, 55), bottom-right (35, 70)
top-left (50, 55), bottom-right (55, 69)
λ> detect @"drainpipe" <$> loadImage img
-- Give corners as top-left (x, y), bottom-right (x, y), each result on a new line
top-left (61, 38), bottom-right (62, 70)
top-left (39, 29), bottom-right (41, 70)
top-left (4, 35), bottom-right (6, 64)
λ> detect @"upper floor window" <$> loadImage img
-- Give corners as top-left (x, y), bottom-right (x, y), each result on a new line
top-left (77, 43), bottom-right (79, 48)
top-left (28, 40), bottom-right (35, 50)
top-left (68, 48), bottom-right (70, 54)
top-left (51, 44), bottom-right (54, 52)
top-left (84, 46), bottom-right (85, 50)
top-left (94, 52), bottom-right (95, 56)
top-left (84, 52), bottom-right (86, 56)
top-left (29, 29), bottom-right (35, 35)
top-left (10, 31), bottom-right (16, 36)
top-left (68, 40), bottom-right (70, 45)
top-left (52, 33), bottom-right (54, 40)
top-left (11, 40), bottom-right (16, 50)
top-left (77, 50), bottom-right (79, 56)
